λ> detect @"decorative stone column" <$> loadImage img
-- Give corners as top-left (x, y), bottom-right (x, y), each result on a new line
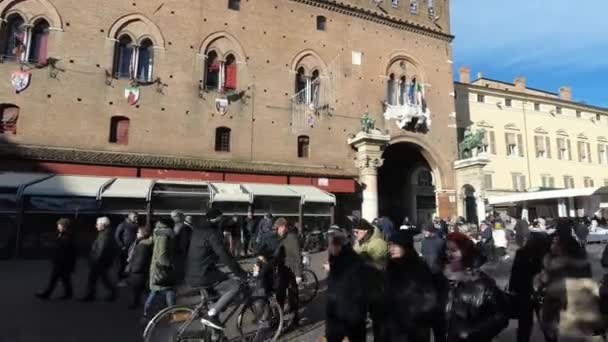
top-left (348, 131), bottom-right (391, 222)
top-left (557, 198), bottom-right (568, 217)
top-left (453, 155), bottom-right (491, 224)
top-left (568, 197), bottom-right (576, 218)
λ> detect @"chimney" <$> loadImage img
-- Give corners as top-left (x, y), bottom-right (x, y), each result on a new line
top-left (559, 86), bottom-right (572, 101)
top-left (514, 76), bottom-right (526, 91)
top-left (476, 72), bottom-right (483, 80)
top-left (458, 66), bottom-right (470, 83)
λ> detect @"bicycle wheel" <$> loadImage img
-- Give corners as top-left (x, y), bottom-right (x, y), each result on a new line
top-left (299, 268), bottom-right (319, 305)
top-left (143, 306), bottom-right (208, 342)
top-left (237, 296), bottom-right (284, 342)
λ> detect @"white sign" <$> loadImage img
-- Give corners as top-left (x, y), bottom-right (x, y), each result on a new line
top-left (318, 178), bottom-right (329, 187)
top-left (351, 51), bottom-right (362, 66)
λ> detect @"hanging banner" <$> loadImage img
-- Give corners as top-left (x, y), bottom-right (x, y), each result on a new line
top-left (215, 98), bottom-right (228, 116)
top-left (11, 70), bottom-right (31, 92)
top-left (124, 86), bottom-right (140, 105)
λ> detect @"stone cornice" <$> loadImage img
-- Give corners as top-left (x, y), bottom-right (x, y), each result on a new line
top-left (290, 0), bottom-right (454, 42)
top-left (455, 82), bottom-right (608, 114)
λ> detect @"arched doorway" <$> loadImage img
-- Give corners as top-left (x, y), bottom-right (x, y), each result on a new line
top-left (378, 142), bottom-right (437, 227)
top-left (462, 184), bottom-right (477, 223)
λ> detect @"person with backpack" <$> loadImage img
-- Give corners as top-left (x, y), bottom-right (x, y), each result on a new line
top-left (143, 219), bottom-right (177, 320)
top-left (536, 222), bottom-right (596, 341)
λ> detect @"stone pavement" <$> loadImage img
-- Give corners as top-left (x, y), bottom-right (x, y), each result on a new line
top-left (2, 244), bottom-right (608, 342)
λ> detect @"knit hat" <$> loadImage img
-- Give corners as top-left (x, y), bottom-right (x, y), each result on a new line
top-left (206, 208), bottom-right (223, 223)
top-left (388, 229), bottom-right (414, 250)
top-left (354, 218), bottom-right (374, 231)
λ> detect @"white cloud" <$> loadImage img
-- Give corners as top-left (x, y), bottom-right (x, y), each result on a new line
top-left (451, 0), bottom-right (608, 71)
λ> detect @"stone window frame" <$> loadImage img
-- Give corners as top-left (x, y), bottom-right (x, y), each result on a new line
top-left (199, 32), bottom-right (246, 94)
top-left (109, 116), bottom-right (130, 145)
top-left (0, 103), bottom-right (19, 135)
top-left (215, 126), bottom-right (231, 152)
top-left (291, 50), bottom-right (327, 106)
top-left (108, 14), bottom-right (165, 83)
top-left (297, 135), bottom-right (310, 159)
top-left (385, 55), bottom-right (424, 107)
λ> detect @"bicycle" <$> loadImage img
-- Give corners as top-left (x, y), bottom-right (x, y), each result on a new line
top-left (299, 252), bottom-right (319, 305)
top-left (143, 277), bottom-right (284, 342)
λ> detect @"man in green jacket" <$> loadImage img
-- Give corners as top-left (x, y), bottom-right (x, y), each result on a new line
top-left (352, 218), bottom-right (388, 341)
top-left (353, 218), bottom-right (388, 270)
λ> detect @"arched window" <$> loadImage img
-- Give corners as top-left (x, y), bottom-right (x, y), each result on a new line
top-left (224, 54), bottom-right (237, 90)
top-left (297, 135), bottom-right (310, 158)
top-left (113, 35), bottom-right (155, 81)
top-left (113, 35), bottom-right (134, 78)
top-left (136, 38), bottom-right (154, 82)
top-left (0, 104), bottom-right (19, 135)
top-left (205, 50), bottom-right (220, 90)
top-left (109, 116), bottom-right (130, 144)
top-left (215, 127), bottom-right (231, 152)
top-left (386, 73), bottom-right (396, 105)
top-left (418, 170), bottom-right (433, 187)
top-left (2, 15), bottom-right (25, 59)
top-left (316, 16), bottom-right (327, 31)
top-left (295, 67), bottom-right (306, 102)
top-left (27, 19), bottom-right (49, 64)
top-left (398, 75), bottom-right (407, 105)
top-left (311, 69), bottom-right (320, 106)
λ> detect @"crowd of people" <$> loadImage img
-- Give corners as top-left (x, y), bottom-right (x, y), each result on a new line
top-left (32, 207), bottom-right (608, 342)
top-left (325, 214), bottom-right (606, 342)
top-left (33, 209), bottom-right (303, 331)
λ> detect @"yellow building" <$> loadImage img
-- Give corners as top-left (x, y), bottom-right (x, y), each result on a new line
top-left (454, 66), bottom-right (608, 221)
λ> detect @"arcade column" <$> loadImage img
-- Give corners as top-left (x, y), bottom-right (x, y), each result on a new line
top-left (348, 131), bottom-right (390, 222)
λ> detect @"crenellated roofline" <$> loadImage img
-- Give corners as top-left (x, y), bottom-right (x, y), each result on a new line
top-left (289, 0), bottom-right (454, 42)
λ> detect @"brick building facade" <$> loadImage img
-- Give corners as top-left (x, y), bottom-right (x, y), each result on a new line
top-left (0, 0), bottom-right (458, 222)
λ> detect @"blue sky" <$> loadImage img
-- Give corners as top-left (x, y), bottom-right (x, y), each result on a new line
top-left (450, 0), bottom-right (608, 107)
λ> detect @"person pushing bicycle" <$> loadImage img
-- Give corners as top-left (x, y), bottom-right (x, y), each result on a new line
top-left (185, 207), bottom-right (248, 330)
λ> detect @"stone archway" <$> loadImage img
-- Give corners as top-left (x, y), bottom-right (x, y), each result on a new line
top-left (378, 141), bottom-right (439, 227)
top-left (348, 131), bottom-right (455, 223)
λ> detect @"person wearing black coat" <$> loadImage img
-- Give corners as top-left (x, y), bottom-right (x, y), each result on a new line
top-left (242, 213), bottom-right (255, 257)
top-left (36, 218), bottom-right (77, 300)
top-left (383, 230), bottom-right (439, 342)
top-left (325, 227), bottom-right (374, 342)
top-left (126, 226), bottom-right (154, 309)
top-left (508, 232), bottom-right (550, 342)
top-left (81, 217), bottom-right (117, 302)
top-left (421, 225), bottom-right (446, 275)
top-left (114, 212), bottom-right (139, 283)
top-left (186, 208), bottom-right (248, 330)
top-left (440, 232), bottom-right (509, 342)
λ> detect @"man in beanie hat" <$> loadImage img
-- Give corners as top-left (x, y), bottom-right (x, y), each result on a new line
top-left (383, 230), bottom-right (438, 341)
top-left (325, 224), bottom-right (374, 342)
top-left (186, 207), bottom-right (248, 330)
top-left (352, 218), bottom-right (387, 341)
top-left (352, 218), bottom-right (388, 270)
